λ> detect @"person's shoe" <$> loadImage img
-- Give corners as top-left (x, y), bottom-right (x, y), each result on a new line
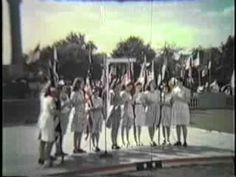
top-left (43, 160), bottom-right (53, 168)
top-left (183, 142), bottom-right (188, 147)
top-left (73, 149), bottom-right (78, 153)
top-left (50, 156), bottom-right (57, 161)
top-left (114, 144), bottom-right (120, 150)
top-left (95, 147), bottom-right (101, 152)
top-left (77, 148), bottom-right (86, 153)
top-left (38, 158), bottom-right (44, 165)
top-left (162, 140), bottom-right (166, 145)
top-left (151, 141), bottom-right (157, 147)
top-left (111, 144), bottom-right (116, 149)
top-left (174, 141), bottom-right (182, 146)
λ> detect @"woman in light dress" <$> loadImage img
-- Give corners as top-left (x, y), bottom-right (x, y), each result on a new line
top-left (106, 80), bottom-right (123, 149)
top-left (144, 80), bottom-right (161, 146)
top-left (70, 78), bottom-right (86, 153)
top-left (120, 82), bottom-right (134, 147)
top-left (161, 84), bottom-right (172, 145)
top-left (38, 85), bottom-right (58, 167)
top-left (55, 85), bottom-right (72, 156)
top-left (133, 81), bottom-right (146, 146)
top-left (88, 87), bottom-right (104, 152)
top-left (171, 78), bottom-right (191, 147)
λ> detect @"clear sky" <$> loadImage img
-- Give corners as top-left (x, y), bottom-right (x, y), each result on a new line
top-left (2, 0), bottom-right (234, 64)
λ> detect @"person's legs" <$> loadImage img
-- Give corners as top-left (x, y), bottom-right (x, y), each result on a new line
top-left (182, 125), bottom-right (188, 146)
top-left (166, 126), bottom-right (170, 143)
top-left (39, 140), bottom-right (45, 164)
top-left (73, 132), bottom-right (78, 152)
top-left (114, 123), bottom-right (120, 148)
top-left (95, 133), bottom-right (100, 148)
top-left (77, 132), bottom-right (83, 150)
top-left (133, 125), bottom-right (138, 146)
top-left (148, 126), bottom-right (156, 145)
top-left (126, 127), bottom-right (130, 146)
top-left (44, 142), bottom-right (53, 167)
top-left (111, 127), bottom-right (115, 146)
top-left (138, 126), bottom-right (141, 145)
top-left (121, 126), bottom-right (125, 146)
top-left (162, 126), bottom-right (166, 144)
top-left (91, 133), bottom-right (96, 148)
top-left (174, 125), bottom-right (181, 146)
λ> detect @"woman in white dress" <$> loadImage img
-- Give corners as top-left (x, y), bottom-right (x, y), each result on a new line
top-left (161, 84), bottom-right (172, 145)
top-left (144, 80), bottom-right (161, 146)
top-left (38, 86), bottom-right (58, 167)
top-left (88, 87), bottom-right (104, 152)
top-left (171, 78), bottom-right (191, 147)
top-left (70, 78), bottom-right (86, 153)
top-left (133, 81), bottom-right (146, 146)
top-left (120, 82), bottom-right (134, 147)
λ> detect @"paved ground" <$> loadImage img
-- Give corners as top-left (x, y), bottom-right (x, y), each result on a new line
top-left (2, 109), bottom-right (235, 176)
top-left (99, 163), bottom-right (235, 177)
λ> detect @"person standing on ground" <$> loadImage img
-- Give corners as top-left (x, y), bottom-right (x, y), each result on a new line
top-left (120, 82), bottom-right (134, 147)
top-left (144, 80), bottom-right (161, 147)
top-left (38, 86), bottom-right (58, 167)
top-left (171, 78), bottom-right (191, 147)
top-left (88, 87), bottom-right (104, 152)
top-left (133, 81), bottom-right (146, 146)
top-left (70, 77), bottom-right (87, 153)
top-left (106, 79), bottom-right (123, 150)
top-left (161, 83), bottom-right (172, 145)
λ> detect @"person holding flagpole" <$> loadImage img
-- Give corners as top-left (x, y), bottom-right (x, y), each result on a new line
top-left (106, 79), bottom-right (123, 150)
top-left (70, 77), bottom-right (87, 153)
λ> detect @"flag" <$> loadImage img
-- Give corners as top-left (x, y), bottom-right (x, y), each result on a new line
top-left (137, 56), bottom-right (147, 85)
top-left (231, 70), bottom-right (234, 88)
top-left (157, 74), bottom-right (161, 86)
top-left (147, 59), bottom-right (155, 83)
top-left (202, 67), bottom-right (207, 77)
top-left (161, 57), bottom-right (167, 81)
top-left (193, 51), bottom-right (200, 67)
top-left (26, 44), bottom-right (40, 64)
top-left (185, 56), bottom-right (191, 70)
top-left (208, 60), bottom-right (212, 70)
top-left (173, 52), bottom-right (180, 61)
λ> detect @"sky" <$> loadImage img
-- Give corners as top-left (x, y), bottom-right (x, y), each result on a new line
top-left (2, 0), bottom-right (234, 65)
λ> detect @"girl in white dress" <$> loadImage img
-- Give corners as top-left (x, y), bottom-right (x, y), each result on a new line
top-left (38, 86), bottom-right (58, 167)
top-left (133, 82), bottom-right (146, 146)
top-left (161, 84), bottom-right (172, 145)
top-left (88, 87), bottom-right (104, 152)
top-left (70, 78), bottom-right (86, 153)
top-left (120, 82), bottom-right (134, 147)
top-left (144, 80), bottom-right (161, 146)
top-left (171, 78), bottom-right (191, 147)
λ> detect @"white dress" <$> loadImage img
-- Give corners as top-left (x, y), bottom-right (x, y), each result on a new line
top-left (38, 96), bottom-right (56, 142)
top-left (59, 94), bottom-right (71, 135)
top-left (120, 91), bottom-right (134, 129)
top-left (161, 93), bottom-right (172, 127)
top-left (144, 90), bottom-right (161, 126)
top-left (90, 96), bottom-right (104, 133)
top-left (70, 90), bottom-right (87, 132)
top-left (133, 92), bottom-right (146, 126)
top-left (171, 86), bottom-right (190, 126)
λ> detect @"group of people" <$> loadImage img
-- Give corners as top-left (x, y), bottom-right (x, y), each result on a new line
top-left (37, 76), bottom-right (191, 168)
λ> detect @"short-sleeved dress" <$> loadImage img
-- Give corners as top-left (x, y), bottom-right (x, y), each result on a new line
top-left (59, 94), bottom-right (71, 135)
top-left (144, 90), bottom-right (160, 126)
top-left (90, 96), bottom-right (104, 133)
top-left (133, 92), bottom-right (146, 126)
top-left (161, 93), bottom-right (172, 127)
top-left (70, 90), bottom-right (87, 132)
top-left (171, 86), bottom-right (190, 126)
top-left (120, 91), bottom-right (134, 129)
top-left (106, 90), bottom-right (122, 130)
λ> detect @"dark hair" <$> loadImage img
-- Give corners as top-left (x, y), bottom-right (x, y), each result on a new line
top-left (72, 77), bottom-right (83, 91)
top-left (44, 85), bottom-right (56, 97)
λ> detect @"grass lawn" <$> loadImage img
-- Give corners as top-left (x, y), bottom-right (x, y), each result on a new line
top-left (190, 109), bottom-right (234, 134)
